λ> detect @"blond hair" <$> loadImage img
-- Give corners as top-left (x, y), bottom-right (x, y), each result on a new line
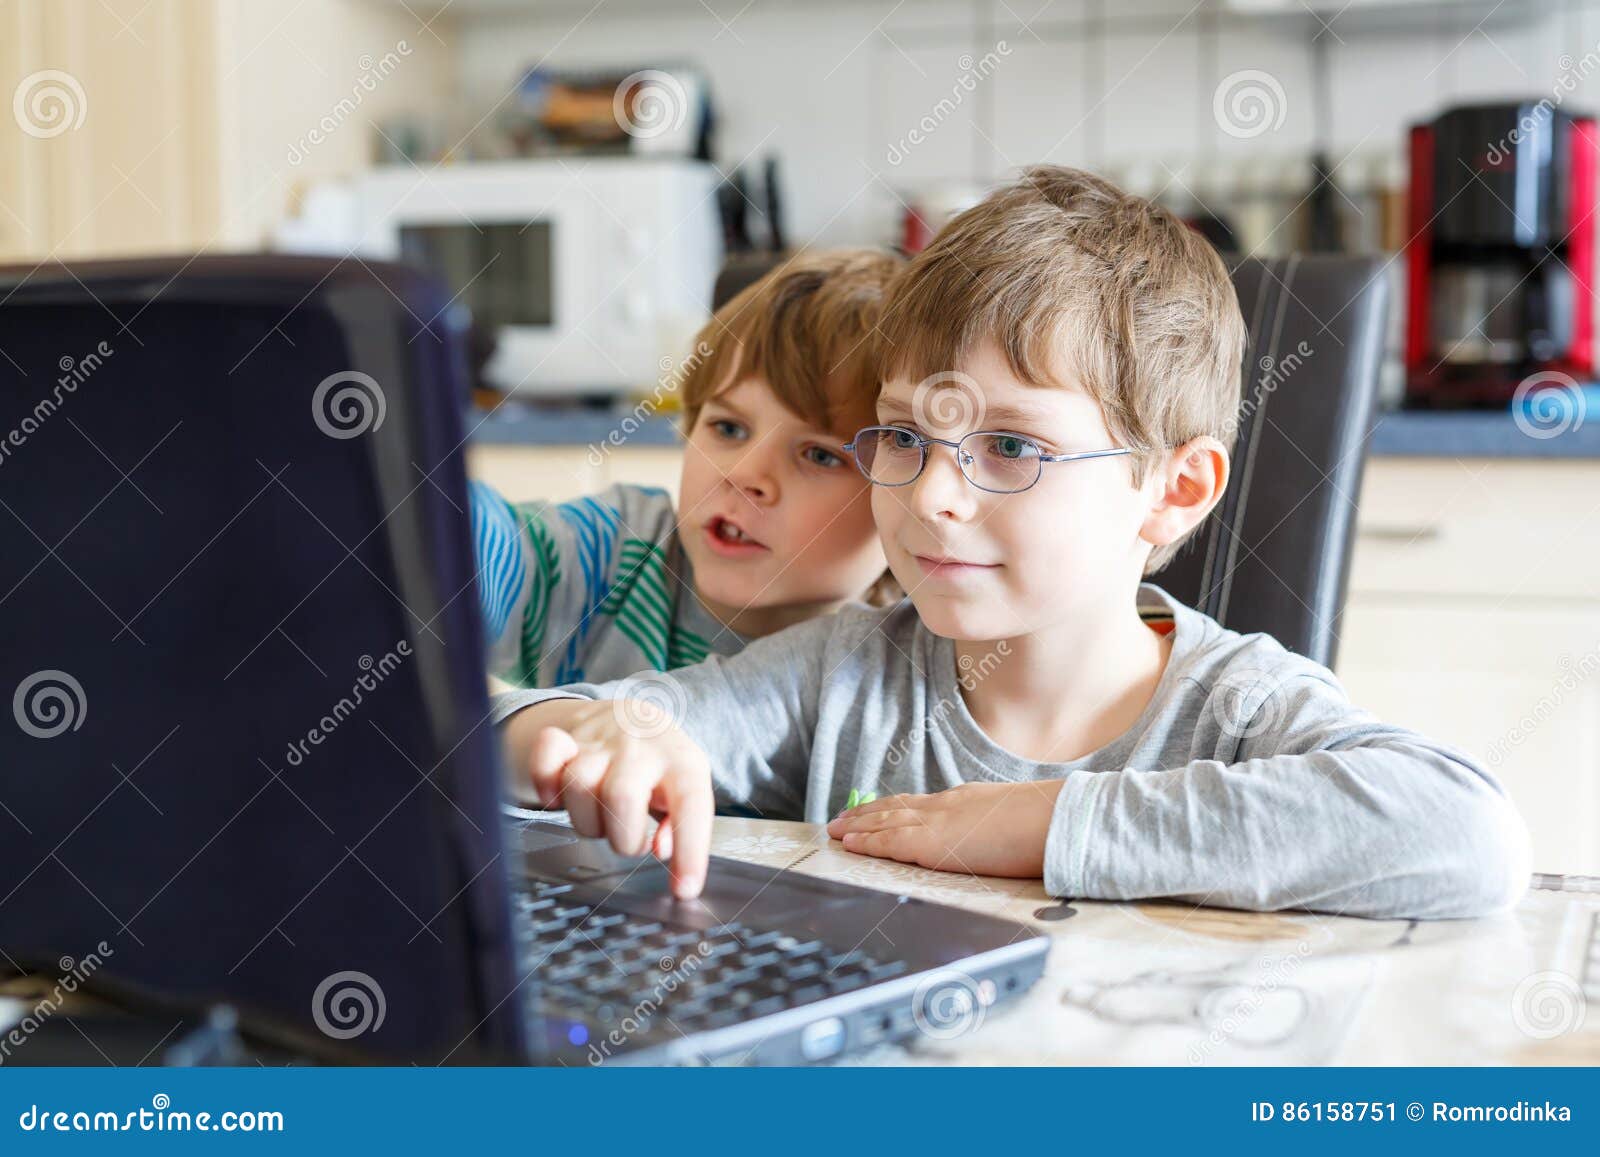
top-left (876, 165), bottom-right (1246, 573)
top-left (680, 248), bottom-right (902, 439)
top-left (680, 247), bottom-right (906, 606)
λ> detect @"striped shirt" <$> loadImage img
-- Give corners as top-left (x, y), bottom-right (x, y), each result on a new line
top-left (469, 480), bottom-right (747, 688)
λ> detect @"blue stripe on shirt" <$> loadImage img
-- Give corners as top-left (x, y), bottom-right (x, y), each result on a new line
top-left (468, 480), bottom-right (525, 649)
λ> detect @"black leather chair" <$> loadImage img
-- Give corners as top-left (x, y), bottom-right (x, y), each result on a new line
top-left (714, 251), bottom-right (1389, 668)
top-left (1158, 255), bottom-right (1388, 668)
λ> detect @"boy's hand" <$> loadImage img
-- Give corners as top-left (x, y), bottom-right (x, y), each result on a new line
top-left (825, 780), bottom-right (1066, 879)
top-left (503, 699), bottom-right (713, 899)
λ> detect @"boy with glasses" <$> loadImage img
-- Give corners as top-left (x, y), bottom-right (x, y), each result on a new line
top-left (491, 167), bottom-right (1529, 920)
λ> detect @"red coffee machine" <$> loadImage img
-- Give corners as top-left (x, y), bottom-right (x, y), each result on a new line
top-left (1405, 103), bottom-right (1598, 406)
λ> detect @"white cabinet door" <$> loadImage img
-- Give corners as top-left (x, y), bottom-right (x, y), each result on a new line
top-left (1338, 596), bottom-right (1600, 876)
top-left (603, 448), bottom-right (681, 500)
top-left (466, 445), bottom-right (682, 505)
top-left (466, 446), bottom-right (605, 503)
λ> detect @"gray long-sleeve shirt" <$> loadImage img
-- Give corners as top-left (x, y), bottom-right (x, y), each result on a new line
top-left (492, 584), bottom-right (1531, 920)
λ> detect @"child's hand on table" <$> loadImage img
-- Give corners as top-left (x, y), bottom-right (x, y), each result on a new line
top-left (825, 780), bottom-right (1067, 879)
top-left (503, 699), bottom-right (713, 900)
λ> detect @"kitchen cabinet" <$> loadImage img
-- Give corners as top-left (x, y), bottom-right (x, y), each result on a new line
top-left (467, 444), bottom-right (681, 505)
top-left (0, 0), bottom-right (453, 261)
top-left (1339, 457), bottom-right (1600, 876)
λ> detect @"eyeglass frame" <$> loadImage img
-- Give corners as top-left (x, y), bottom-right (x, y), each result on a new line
top-left (842, 425), bottom-right (1135, 495)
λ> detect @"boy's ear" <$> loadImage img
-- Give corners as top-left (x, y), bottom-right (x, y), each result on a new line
top-left (1140, 436), bottom-right (1230, 551)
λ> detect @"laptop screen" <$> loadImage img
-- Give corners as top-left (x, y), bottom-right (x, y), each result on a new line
top-left (0, 259), bottom-right (526, 1063)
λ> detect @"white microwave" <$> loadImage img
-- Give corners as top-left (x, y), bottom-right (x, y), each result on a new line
top-left (348, 158), bottom-right (721, 396)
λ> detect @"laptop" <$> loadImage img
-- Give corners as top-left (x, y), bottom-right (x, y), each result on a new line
top-left (0, 256), bottom-right (1048, 1065)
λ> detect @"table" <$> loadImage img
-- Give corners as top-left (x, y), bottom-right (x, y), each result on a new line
top-left (707, 818), bottom-right (1600, 1065)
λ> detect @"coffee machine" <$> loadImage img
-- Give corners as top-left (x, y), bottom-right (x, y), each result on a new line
top-left (1404, 103), bottom-right (1598, 406)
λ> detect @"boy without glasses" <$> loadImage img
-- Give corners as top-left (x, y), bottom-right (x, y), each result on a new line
top-left (471, 250), bottom-right (901, 690)
top-left (490, 167), bottom-right (1529, 919)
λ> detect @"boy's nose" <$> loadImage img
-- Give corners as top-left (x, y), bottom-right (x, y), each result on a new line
top-left (906, 441), bottom-right (977, 520)
top-left (726, 454), bottom-right (778, 504)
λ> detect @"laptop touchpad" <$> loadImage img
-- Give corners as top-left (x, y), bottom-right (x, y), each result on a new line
top-left (508, 823), bottom-right (580, 854)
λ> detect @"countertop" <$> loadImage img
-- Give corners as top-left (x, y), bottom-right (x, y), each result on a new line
top-left (694, 816), bottom-right (1597, 1065)
top-left (467, 402), bottom-right (1600, 460)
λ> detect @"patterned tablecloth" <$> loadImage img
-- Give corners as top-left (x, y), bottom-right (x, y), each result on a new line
top-left (705, 817), bottom-right (1600, 1066)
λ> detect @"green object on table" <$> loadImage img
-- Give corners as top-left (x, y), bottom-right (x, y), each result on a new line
top-left (845, 789), bottom-right (877, 809)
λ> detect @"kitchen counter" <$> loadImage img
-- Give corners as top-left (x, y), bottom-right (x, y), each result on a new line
top-left (1368, 408), bottom-right (1600, 459)
top-left (467, 403), bottom-right (680, 448)
top-left (466, 402), bottom-right (1600, 460)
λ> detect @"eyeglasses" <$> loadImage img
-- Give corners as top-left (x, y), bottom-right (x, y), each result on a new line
top-left (843, 426), bottom-right (1134, 494)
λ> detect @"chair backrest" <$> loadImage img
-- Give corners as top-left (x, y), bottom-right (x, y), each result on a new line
top-left (1156, 255), bottom-right (1389, 667)
top-left (714, 250), bottom-right (1390, 667)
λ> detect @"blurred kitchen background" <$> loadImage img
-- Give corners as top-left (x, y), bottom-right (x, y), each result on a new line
top-left (6, 0), bottom-right (1600, 875)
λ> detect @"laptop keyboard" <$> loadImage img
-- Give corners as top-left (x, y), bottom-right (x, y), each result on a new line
top-left (514, 879), bottom-right (910, 1036)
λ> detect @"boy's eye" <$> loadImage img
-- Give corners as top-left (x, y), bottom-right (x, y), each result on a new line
top-left (986, 434), bottom-right (1037, 461)
top-left (709, 418), bottom-right (747, 442)
top-left (804, 446), bottom-right (846, 469)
